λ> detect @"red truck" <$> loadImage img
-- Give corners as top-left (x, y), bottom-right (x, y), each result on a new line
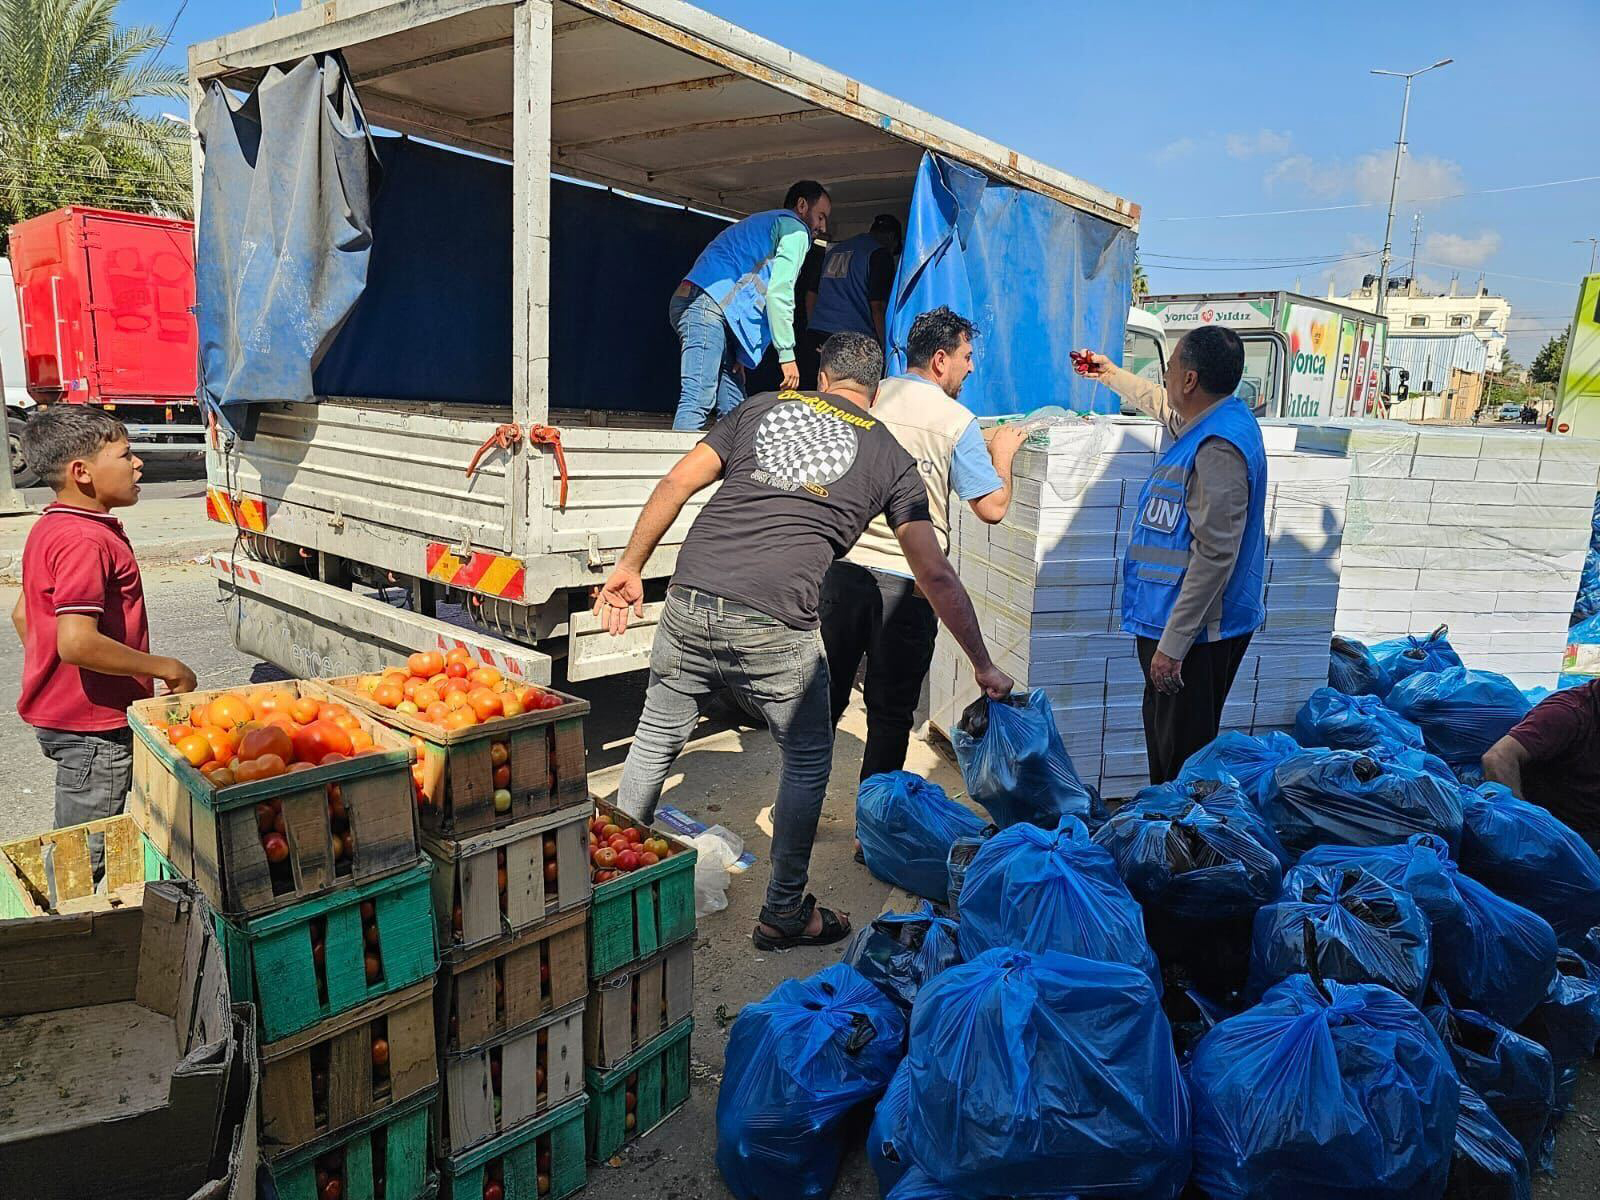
top-left (5, 206), bottom-right (199, 485)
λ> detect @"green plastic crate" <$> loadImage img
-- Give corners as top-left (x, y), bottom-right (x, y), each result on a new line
top-left (218, 860), bottom-right (437, 1041)
top-left (587, 804), bottom-right (696, 978)
top-left (585, 1018), bottom-right (692, 1162)
top-left (440, 1094), bottom-right (587, 1200)
top-left (267, 1084), bottom-right (436, 1200)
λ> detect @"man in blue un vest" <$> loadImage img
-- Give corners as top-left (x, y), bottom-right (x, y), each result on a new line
top-left (1081, 325), bottom-right (1268, 784)
top-left (804, 213), bottom-right (901, 365)
top-left (669, 181), bottom-right (831, 431)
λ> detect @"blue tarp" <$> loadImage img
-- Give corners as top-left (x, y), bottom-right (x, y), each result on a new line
top-left (887, 152), bottom-right (1135, 416)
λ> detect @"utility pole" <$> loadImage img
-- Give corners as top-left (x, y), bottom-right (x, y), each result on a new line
top-left (1372, 59), bottom-right (1452, 317)
top-left (1577, 237), bottom-right (1599, 275)
top-left (1407, 212), bottom-right (1422, 283)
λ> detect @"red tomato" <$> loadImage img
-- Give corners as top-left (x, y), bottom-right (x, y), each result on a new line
top-left (238, 725), bottom-right (293, 764)
top-left (639, 851), bottom-right (660, 867)
top-left (293, 720), bottom-right (355, 765)
top-left (445, 660), bottom-right (469, 679)
top-left (608, 836), bottom-right (629, 854)
top-left (262, 832), bottom-right (289, 863)
top-left (617, 849), bottom-right (640, 872)
top-left (624, 828), bottom-right (642, 844)
top-left (544, 860), bottom-right (558, 883)
top-left (483, 1183), bottom-right (504, 1200)
top-left (538, 692), bottom-right (564, 710)
top-left (593, 847), bottom-right (617, 869)
top-left (590, 818), bottom-right (609, 837)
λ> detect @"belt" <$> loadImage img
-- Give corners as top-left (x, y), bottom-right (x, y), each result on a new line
top-left (668, 585), bottom-right (773, 619)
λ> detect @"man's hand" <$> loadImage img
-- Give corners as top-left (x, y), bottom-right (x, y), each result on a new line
top-left (158, 658), bottom-right (198, 696)
top-left (593, 567), bottom-right (645, 636)
top-left (1149, 650), bottom-right (1184, 695)
top-left (1077, 350), bottom-right (1114, 380)
top-left (779, 359), bottom-right (800, 390)
top-left (975, 662), bottom-right (1014, 699)
top-left (983, 423), bottom-right (1030, 455)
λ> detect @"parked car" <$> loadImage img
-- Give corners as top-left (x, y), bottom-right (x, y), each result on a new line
top-left (1498, 401), bottom-right (1524, 421)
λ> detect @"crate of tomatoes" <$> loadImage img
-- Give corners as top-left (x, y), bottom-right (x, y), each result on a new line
top-left (439, 1094), bottom-right (586, 1200)
top-left (321, 648), bottom-right (588, 839)
top-left (586, 804), bottom-right (696, 979)
top-left (128, 683), bottom-right (420, 920)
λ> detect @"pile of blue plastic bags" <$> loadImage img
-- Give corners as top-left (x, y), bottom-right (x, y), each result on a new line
top-left (712, 651), bottom-right (1600, 1200)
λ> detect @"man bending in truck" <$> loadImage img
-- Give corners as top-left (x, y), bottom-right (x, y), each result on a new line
top-left (594, 331), bottom-right (1013, 951)
top-left (669, 181), bottom-right (831, 431)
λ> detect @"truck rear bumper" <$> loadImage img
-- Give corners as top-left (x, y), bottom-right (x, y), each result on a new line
top-left (209, 553), bottom-right (552, 684)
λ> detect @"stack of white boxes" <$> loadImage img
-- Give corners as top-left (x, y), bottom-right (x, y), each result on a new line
top-left (928, 417), bottom-right (1351, 800)
top-left (1290, 421), bottom-right (1600, 689)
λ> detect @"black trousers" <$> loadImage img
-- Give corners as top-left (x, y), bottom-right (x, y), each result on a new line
top-left (1136, 633), bottom-right (1253, 785)
top-left (797, 327), bottom-right (828, 390)
top-left (819, 561), bottom-right (938, 780)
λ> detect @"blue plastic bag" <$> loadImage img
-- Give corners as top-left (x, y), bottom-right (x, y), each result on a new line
top-left (856, 771), bottom-right (988, 902)
top-left (1458, 784), bottom-right (1600, 945)
top-left (715, 963), bottom-right (907, 1200)
top-left (1093, 777), bottom-right (1288, 919)
top-left (1295, 687), bottom-right (1426, 753)
top-left (1248, 864), bottom-right (1433, 1004)
top-left (1179, 729), bottom-right (1303, 806)
top-left (1330, 634), bottom-right (1392, 698)
top-left (1301, 836), bottom-right (1558, 1027)
top-left (1387, 668), bottom-right (1532, 768)
top-left (904, 948), bottom-right (1191, 1200)
top-left (1446, 1083), bottom-right (1531, 1200)
top-left (867, 1060), bottom-right (913, 1197)
top-left (1582, 925), bottom-right (1600, 970)
top-left (1373, 625), bottom-right (1465, 691)
top-left (957, 816), bottom-right (1161, 992)
top-left (952, 690), bottom-right (1105, 830)
top-left (1425, 995), bottom-right (1556, 1169)
top-left (1366, 741), bottom-right (1460, 785)
top-left (842, 902), bottom-right (961, 1015)
top-left (1189, 975), bottom-right (1459, 1200)
top-left (884, 1168), bottom-right (1080, 1200)
top-left (1516, 950), bottom-right (1600, 1114)
top-left (1263, 750), bottom-right (1465, 857)
top-left (944, 828), bottom-right (993, 911)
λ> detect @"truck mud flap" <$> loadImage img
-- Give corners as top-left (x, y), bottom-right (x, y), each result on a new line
top-left (210, 554), bottom-right (552, 683)
top-left (566, 603), bottom-right (665, 681)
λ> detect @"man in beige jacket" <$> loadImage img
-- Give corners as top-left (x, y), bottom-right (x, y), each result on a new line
top-left (821, 307), bottom-right (1028, 779)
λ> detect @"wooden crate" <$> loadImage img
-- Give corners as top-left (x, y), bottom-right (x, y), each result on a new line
top-left (440, 1095), bottom-right (587, 1200)
top-left (438, 998), bottom-right (586, 1157)
top-left (259, 978), bottom-right (439, 1162)
top-left (588, 802), bottom-right (697, 978)
top-left (585, 940), bottom-right (693, 1070)
top-left (266, 1084), bottom-right (436, 1200)
top-left (321, 676), bottom-right (589, 838)
top-left (128, 682), bottom-right (419, 920)
top-left (438, 908), bottom-right (587, 1057)
top-left (425, 804), bottom-right (592, 957)
top-left (585, 1019), bottom-right (692, 1163)
top-left (217, 860), bottom-right (438, 1042)
top-left (0, 814), bottom-right (163, 917)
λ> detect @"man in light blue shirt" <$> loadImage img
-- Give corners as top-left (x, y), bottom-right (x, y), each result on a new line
top-left (670, 181), bottom-right (830, 430)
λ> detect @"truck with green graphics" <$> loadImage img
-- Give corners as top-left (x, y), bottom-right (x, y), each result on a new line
top-left (1142, 291), bottom-right (1387, 420)
top-left (1550, 274), bottom-right (1600, 437)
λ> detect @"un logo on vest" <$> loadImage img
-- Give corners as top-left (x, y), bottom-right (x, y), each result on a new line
top-left (1141, 495), bottom-right (1182, 534)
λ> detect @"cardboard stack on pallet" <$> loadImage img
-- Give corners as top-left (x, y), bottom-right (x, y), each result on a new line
top-left (582, 801), bottom-right (697, 1166)
top-left (129, 681), bottom-right (441, 1200)
top-left (928, 417), bottom-right (1350, 799)
top-left (320, 671), bottom-right (597, 1200)
top-left (1287, 421), bottom-right (1600, 688)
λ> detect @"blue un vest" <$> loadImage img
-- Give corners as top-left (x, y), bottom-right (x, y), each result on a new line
top-left (1121, 396), bottom-right (1268, 644)
top-left (808, 233), bottom-right (879, 337)
top-left (684, 209), bottom-right (808, 368)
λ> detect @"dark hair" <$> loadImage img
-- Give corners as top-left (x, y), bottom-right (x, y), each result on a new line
top-left (22, 406), bottom-right (128, 489)
top-left (870, 213), bottom-right (903, 241)
top-left (905, 306), bottom-right (977, 369)
top-left (1176, 325), bottom-right (1246, 395)
top-left (818, 331), bottom-right (883, 390)
top-left (784, 180), bottom-right (829, 210)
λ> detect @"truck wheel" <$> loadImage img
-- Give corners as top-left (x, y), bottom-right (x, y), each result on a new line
top-left (239, 532), bottom-right (310, 573)
top-left (7, 417), bottom-right (39, 488)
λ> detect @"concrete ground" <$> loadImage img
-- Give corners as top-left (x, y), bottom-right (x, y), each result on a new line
top-left (0, 481), bottom-right (1593, 1195)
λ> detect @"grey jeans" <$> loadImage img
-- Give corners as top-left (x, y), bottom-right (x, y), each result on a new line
top-left (36, 726), bottom-right (134, 876)
top-left (617, 587), bottom-right (834, 919)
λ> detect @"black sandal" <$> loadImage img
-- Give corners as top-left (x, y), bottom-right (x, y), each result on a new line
top-left (752, 894), bottom-right (852, 951)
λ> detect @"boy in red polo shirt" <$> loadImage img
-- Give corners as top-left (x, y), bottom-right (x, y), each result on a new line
top-left (11, 408), bottom-right (196, 854)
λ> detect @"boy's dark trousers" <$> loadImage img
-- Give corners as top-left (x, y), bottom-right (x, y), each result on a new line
top-left (36, 726), bottom-right (134, 876)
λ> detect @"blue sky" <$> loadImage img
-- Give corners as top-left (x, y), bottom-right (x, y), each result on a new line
top-left (121, 0), bottom-right (1596, 362)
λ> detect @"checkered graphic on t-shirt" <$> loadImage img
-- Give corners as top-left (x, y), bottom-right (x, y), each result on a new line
top-left (754, 400), bottom-right (860, 488)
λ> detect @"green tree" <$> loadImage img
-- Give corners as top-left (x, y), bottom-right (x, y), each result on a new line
top-left (0, 0), bottom-right (190, 249)
top-left (1131, 252), bottom-right (1149, 304)
top-left (1529, 328), bottom-right (1570, 384)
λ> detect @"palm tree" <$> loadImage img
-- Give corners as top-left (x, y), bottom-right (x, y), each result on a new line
top-left (0, 0), bottom-right (190, 247)
top-left (1131, 253), bottom-right (1150, 304)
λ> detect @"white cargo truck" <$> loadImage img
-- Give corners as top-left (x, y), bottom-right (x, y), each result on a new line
top-left (192, 0), bottom-right (1140, 683)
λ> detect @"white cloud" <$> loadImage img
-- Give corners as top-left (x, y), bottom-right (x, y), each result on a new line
top-left (1422, 229), bottom-right (1502, 267)
top-left (1263, 148), bottom-right (1466, 207)
top-left (1152, 137), bottom-right (1198, 164)
top-left (1225, 129), bottom-right (1293, 158)
top-left (1263, 154), bottom-right (1320, 192)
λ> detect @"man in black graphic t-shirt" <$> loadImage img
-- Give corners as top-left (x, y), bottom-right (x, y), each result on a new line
top-left (593, 332), bottom-right (1012, 953)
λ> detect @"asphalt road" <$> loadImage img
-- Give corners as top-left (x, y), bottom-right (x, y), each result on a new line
top-left (0, 541), bottom-right (1594, 1196)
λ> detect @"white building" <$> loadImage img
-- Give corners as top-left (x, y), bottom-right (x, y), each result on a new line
top-left (1334, 275), bottom-right (1511, 372)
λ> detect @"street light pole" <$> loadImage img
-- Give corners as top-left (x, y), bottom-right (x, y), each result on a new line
top-left (1372, 59), bottom-right (1452, 317)
top-left (1577, 237), bottom-right (1599, 275)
